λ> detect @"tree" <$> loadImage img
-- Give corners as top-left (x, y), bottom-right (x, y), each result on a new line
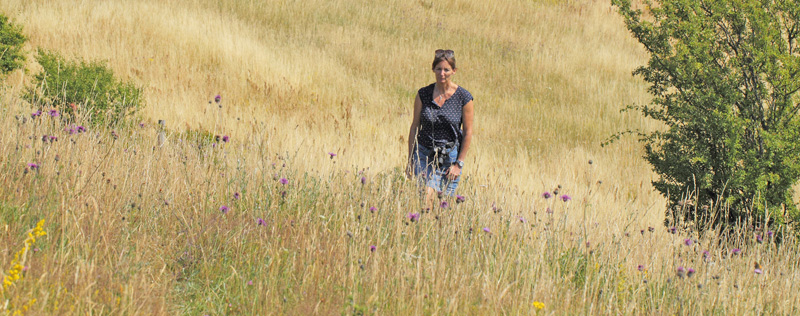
top-left (0, 14), bottom-right (26, 75)
top-left (612, 0), bottom-right (800, 230)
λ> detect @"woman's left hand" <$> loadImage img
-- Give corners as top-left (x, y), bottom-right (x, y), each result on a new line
top-left (447, 165), bottom-right (461, 180)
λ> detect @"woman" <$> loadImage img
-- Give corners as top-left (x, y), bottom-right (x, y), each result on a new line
top-left (407, 49), bottom-right (474, 210)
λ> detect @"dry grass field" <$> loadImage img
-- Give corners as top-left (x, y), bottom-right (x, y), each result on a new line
top-left (1, 0), bottom-right (799, 314)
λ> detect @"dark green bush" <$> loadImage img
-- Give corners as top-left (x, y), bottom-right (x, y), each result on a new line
top-left (0, 14), bottom-right (26, 75)
top-left (612, 0), bottom-right (800, 231)
top-left (26, 49), bottom-right (142, 126)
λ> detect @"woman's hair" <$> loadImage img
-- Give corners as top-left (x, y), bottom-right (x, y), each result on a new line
top-left (432, 49), bottom-right (456, 70)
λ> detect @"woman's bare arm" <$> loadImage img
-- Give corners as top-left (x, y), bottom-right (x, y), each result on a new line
top-left (457, 100), bottom-right (474, 162)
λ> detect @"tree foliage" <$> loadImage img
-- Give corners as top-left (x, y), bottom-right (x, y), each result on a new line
top-left (612, 0), bottom-right (800, 229)
top-left (0, 14), bottom-right (26, 75)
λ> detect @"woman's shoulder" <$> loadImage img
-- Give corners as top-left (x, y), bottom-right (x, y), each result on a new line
top-left (456, 86), bottom-right (474, 103)
top-left (417, 83), bottom-right (435, 95)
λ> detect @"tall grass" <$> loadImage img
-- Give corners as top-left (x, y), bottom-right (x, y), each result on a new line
top-left (1, 0), bottom-right (798, 314)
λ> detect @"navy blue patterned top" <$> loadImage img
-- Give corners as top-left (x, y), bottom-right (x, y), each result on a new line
top-left (416, 83), bottom-right (473, 149)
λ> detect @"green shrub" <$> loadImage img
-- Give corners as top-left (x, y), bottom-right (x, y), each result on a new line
top-left (0, 14), bottom-right (26, 75)
top-left (26, 49), bottom-right (142, 126)
top-left (612, 0), bottom-right (800, 231)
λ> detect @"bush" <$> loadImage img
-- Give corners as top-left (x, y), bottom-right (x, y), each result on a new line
top-left (26, 49), bottom-right (142, 126)
top-left (0, 14), bottom-right (26, 75)
top-left (612, 0), bottom-right (800, 230)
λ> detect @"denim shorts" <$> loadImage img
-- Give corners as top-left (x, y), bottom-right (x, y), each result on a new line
top-left (412, 143), bottom-right (460, 196)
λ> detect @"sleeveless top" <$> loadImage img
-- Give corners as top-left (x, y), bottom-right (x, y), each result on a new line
top-left (416, 83), bottom-right (474, 149)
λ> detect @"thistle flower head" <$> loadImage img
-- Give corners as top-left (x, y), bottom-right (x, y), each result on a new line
top-left (219, 205), bottom-right (229, 214)
top-left (560, 194), bottom-right (571, 202)
top-left (676, 266), bottom-right (686, 278)
top-left (542, 192), bottom-right (552, 199)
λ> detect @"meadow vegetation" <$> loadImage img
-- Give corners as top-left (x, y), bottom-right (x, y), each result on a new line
top-left (1, 0), bottom-right (799, 314)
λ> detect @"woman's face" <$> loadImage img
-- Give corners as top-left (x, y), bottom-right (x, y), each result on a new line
top-left (433, 60), bottom-right (455, 84)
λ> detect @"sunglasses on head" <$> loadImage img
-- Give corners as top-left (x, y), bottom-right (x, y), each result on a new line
top-left (435, 49), bottom-right (454, 58)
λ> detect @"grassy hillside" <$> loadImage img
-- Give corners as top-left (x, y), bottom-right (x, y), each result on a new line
top-left (2, 0), bottom-right (798, 314)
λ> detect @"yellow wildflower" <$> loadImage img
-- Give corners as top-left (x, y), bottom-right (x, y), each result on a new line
top-left (533, 301), bottom-right (545, 310)
top-left (1, 219), bottom-right (47, 294)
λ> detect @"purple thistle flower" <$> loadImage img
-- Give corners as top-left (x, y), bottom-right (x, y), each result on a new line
top-left (687, 268), bottom-right (696, 277)
top-left (637, 264), bottom-right (645, 271)
top-left (328, 152), bottom-right (337, 159)
top-left (77, 126), bottom-right (86, 133)
top-left (702, 250), bottom-right (710, 259)
top-left (222, 135), bottom-right (229, 143)
top-left (482, 227), bottom-right (491, 233)
top-left (139, 123), bottom-right (145, 128)
top-left (408, 212), bottom-right (420, 222)
top-left (560, 194), bottom-right (571, 202)
top-left (49, 109), bottom-right (59, 117)
top-left (219, 205), bottom-right (229, 214)
top-left (542, 192), bottom-right (552, 199)
top-left (214, 95), bottom-right (221, 103)
top-left (27, 163), bottom-right (39, 170)
top-left (440, 201), bottom-right (449, 209)
top-left (233, 192), bottom-right (240, 200)
top-left (456, 195), bottom-right (465, 203)
top-left (31, 110), bottom-right (41, 118)
top-left (279, 178), bottom-right (289, 185)
top-left (768, 231), bottom-right (774, 238)
top-left (256, 218), bottom-right (267, 226)
top-left (519, 217), bottom-right (526, 223)
top-left (754, 268), bottom-right (763, 274)
top-left (668, 227), bottom-right (677, 234)
top-left (361, 177), bottom-right (367, 185)
top-left (731, 248), bottom-right (741, 255)
top-left (676, 266), bottom-right (686, 278)
top-left (684, 238), bottom-right (693, 246)
top-left (369, 206), bottom-right (377, 213)
top-left (370, 245), bottom-right (376, 252)
top-left (247, 280), bottom-right (253, 286)
top-left (756, 235), bottom-right (763, 243)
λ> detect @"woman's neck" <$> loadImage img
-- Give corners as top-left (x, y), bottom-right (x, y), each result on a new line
top-left (435, 81), bottom-right (452, 94)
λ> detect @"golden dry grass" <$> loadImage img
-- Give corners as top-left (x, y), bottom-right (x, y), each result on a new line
top-left (1, 0), bottom-right (799, 315)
